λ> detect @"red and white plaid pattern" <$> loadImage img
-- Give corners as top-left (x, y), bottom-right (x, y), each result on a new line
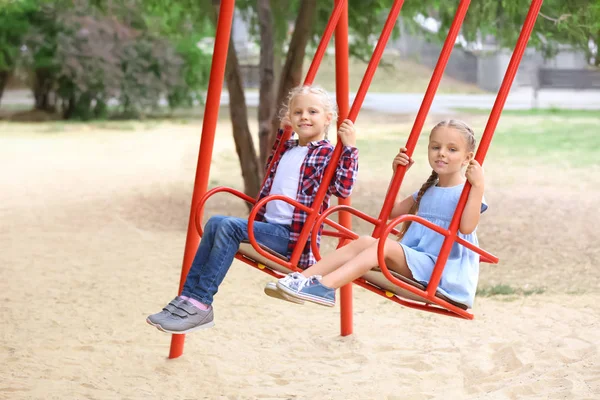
top-left (256, 129), bottom-right (358, 269)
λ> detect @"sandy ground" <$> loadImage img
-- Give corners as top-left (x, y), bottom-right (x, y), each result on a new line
top-left (0, 118), bottom-right (599, 400)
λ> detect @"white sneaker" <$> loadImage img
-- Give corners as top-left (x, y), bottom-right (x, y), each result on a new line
top-left (264, 282), bottom-right (305, 304)
top-left (277, 272), bottom-right (308, 292)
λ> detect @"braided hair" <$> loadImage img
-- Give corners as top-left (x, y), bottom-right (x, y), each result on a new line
top-left (397, 119), bottom-right (476, 240)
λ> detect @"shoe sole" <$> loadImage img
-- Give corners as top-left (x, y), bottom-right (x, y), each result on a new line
top-left (264, 283), bottom-right (304, 305)
top-left (156, 320), bottom-right (215, 334)
top-left (276, 282), bottom-right (335, 307)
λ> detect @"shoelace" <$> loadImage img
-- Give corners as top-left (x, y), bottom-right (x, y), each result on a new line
top-left (293, 275), bottom-right (322, 292)
top-left (279, 271), bottom-right (302, 285)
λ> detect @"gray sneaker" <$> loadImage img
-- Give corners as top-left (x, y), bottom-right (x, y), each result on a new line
top-left (146, 296), bottom-right (185, 327)
top-left (156, 300), bottom-right (215, 334)
top-left (264, 282), bottom-right (305, 304)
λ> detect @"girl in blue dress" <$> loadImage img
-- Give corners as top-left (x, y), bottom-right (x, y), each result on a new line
top-left (269, 119), bottom-right (486, 309)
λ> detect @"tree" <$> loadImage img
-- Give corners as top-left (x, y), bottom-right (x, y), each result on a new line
top-left (0, 0), bottom-right (36, 105)
top-left (416, 0), bottom-right (600, 67)
top-left (256, 0), bottom-right (275, 169)
top-left (138, 0), bottom-right (215, 106)
top-left (18, 1), bottom-right (190, 118)
top-left (266, 0), bottom-right (317, 167)
top-left (231, 0), bottom-right (402, 195)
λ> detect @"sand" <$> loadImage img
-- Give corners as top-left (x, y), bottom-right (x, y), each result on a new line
top-left (1, 118), bottom-right (598, 399)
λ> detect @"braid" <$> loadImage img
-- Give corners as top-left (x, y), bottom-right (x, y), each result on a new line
top-left (397, 170), bottom-right (438, 240)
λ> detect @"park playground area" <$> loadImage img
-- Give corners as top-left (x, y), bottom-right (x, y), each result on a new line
top-left (0, 108), bottom-right (599, 399)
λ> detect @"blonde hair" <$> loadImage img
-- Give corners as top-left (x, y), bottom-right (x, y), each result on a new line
top-left (397, 119), bottom-right (477, 240)
top-left (432, 119), bottom-right (476, 153)
top-left (279, 85), bottom-right (338, 137)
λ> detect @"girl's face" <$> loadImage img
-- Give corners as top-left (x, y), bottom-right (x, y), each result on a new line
top-left (427, 126), bottom-right (473, 177)
top-left (289, 93), bottom-right (332, 146)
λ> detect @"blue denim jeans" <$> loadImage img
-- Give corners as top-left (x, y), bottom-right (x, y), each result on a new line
top-left (181, 215), bottom-right (290, 305)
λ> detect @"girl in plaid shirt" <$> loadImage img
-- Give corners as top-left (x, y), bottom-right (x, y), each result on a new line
top-left (147, 85), bottom-right (358, 334)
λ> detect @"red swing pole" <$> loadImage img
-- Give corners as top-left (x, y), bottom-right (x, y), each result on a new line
top-left (168, 0), bottom-right (235, 360)
top-left (372, 0), bottom-right (472, 237)
top-left (244, 0), bottom-right (349, 267)
top-left (334, 0), bottom-right (353, 336)
top-left (194, 0), bottom-right (346, 269)
top-left (283, 0), bottom-right (407, 266)
top-left (258, 0), bottom-right (346, 192)
top-left (425, 0), bottom-right (544, 295)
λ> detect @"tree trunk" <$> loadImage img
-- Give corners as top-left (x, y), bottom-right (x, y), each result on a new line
top-left (0, 70), bottom-right (8, 107)
top-left (595, 31), bottom-right (600, 67)
top-left (268, 0), bottom-right (318, 149)
top-left (224, 31), bottom-right (262, 202)
top-left (257, 0), bottom-right (276, 168)
top-left (33, 67), bottom-right (55, 112)
top-left (211, 0), bottom-right (262, 203)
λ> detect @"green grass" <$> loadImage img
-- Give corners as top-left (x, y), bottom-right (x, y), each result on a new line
top-left (477, 284), bottom-right (545, 297)
top-left (0, 103), bottom-right (31, 111)
top-left (490, 118), bottom-right (600, 167)
top-left (355, 114), bottom-right (600, 169)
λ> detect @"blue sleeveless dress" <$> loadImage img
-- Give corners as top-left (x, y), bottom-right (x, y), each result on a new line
top-left (399, 183), bottom-right (487, 308)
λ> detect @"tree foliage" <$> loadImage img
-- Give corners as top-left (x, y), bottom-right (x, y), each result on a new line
top-left (0, 0), bottom-right (214, 116)
top-left (414, 0), bottom-right (600, 67)
top-left (0, 0), bottom-right (38, 104)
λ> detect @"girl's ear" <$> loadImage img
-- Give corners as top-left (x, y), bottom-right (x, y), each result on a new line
top-left (463, 151), bottom-right (474, 166)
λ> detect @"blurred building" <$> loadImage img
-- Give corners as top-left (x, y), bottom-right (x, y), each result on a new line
top-left (393, 18), bottom-right (598, 92)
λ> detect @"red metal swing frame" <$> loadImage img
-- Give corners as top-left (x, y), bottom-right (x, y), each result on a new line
top-left (310, 0), bottom-right (543, 320)
top-left (167, 0), bottom-right (544, 358)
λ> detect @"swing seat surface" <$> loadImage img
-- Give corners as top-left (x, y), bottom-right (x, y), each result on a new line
top-left (237, 240), bottom-right (469, 310)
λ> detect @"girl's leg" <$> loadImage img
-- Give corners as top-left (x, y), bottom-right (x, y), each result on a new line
top-left (183, 217), bottom-right (290, 305)
top-left (320, 238), bottom-right (412, 289)
top-left (300, 236), bottom-right (378, 278)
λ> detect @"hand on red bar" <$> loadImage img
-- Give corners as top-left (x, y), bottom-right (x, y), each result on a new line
top-left (338, 119), bottom-right (356, 147)
top-left (392, 147), bottom-right (414, 172)
top-left (466, 159), bottom-right (484, 189)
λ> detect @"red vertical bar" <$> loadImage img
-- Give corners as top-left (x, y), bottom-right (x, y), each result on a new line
top-left (287, 0), bottom-right (406, 266)
top-left (475, 0), bottom-right (544, 164)
top-left (259, 0), bottom-right (346, 192)
top-left (335, 0), bottom-right (352, 336)
top-left (426, 0), bottom-right (544, 295)
top-left (168, 0), bottom-right (236, 359)
top-left (371, 0), bottom-right (471, 237)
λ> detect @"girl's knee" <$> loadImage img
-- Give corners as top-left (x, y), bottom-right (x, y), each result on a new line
top-left (349, 236), bottom-right (377, 251)
top-left (357, 236), bottom-right (376, 245)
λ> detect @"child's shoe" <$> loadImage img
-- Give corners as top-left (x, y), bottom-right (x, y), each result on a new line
top-left (156, 300), bottom-right (215, 334)
top-left (276, 272), bottom-right (309, 292)
top-left (277, 276), bottom-right (335, 307)
top-left (146, 296), bottom-right (185, 327)
top-left (264, 282), bottom-right (305, 304)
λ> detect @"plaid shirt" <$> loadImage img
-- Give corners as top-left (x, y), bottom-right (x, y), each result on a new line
top-left (256, 130), bottom-right (359, 269)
